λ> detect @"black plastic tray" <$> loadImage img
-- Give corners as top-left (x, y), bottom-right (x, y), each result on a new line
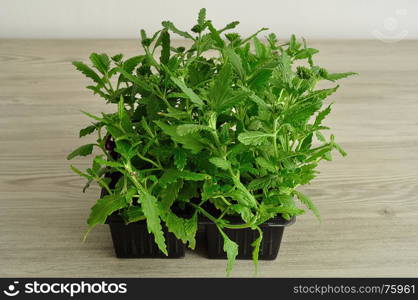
top-left (201, 216), bottom-right (295, 260)
top-left (107, 213), bottom-right (186, 258)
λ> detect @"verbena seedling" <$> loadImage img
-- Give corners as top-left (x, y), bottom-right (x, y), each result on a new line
top-left (68, 8), bottom-right (356, 275)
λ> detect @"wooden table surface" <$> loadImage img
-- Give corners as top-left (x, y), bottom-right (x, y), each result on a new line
top-left (0, 39), bottom-right (417, 278)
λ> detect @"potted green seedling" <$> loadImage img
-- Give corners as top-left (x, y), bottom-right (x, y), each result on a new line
top-left (68, 8), bottom-right (356, 275)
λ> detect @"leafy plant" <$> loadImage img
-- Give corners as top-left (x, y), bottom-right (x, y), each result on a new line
top-left (68, 8), bottom-right (356, 275)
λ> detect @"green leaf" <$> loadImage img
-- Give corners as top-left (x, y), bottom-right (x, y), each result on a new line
top-left (241, 27), bottom-right (269, 44)
top-left (219, 21), bottom-right (240, 33)
top-left (248, 176), bottom-right (273, 191)
top-left (93, 156), bottom-right (122, 168)
top-left (180, 170), bottom-right (211, 181)
top-left (253, 37), bottom-right (266, 58)
top-left (209, 157), bottom-right (231, 170)
top-left (243, 89), bottom-right (270, 110)
top-left (173, 148), bottom-right (187, 170)
top-left (81, 111), bottom-right (103, 122)
top-left (324, 72), bottom-right (358, 82)
top-left (72, 61), bottom-right (104, 87)
top-left (111, 53), bottom-right (123, 62)
top-left (316, 131), bottom-right (326, 142)
top-left (170, 77), bottom-right (204, 108)
top-left (162, 21), bottom-right (194, 39)
top-left (251, 227), bottom-right (263, 275)
top-left (334, 143), bottom-right (347, 157)
top-left (124, 206), bottom-right (145, 223)
top-left (219, 228), bottom-right (238, 276)
top-left (118, 96), bottom-right (132, 132)
top-left (227, 189), bottom-right (257, 209)
top-left (294, 48), bottom-right (319, 60)
top-left (256, 157), bottom-right (276, 172)
top-left (238, 131), bottom-right (272, 145)
top-left (230, 204), bottom-right (253, 223)
top-left (197, 8), bottom-right (206, 26)
top-left (177, 124), bottom-right (213, 136)
top-left (123, 55), bottom-right (144, 73)
top-left (314, 104), bottom-right (332, 127)
top-left (140, 190), bottom-right (167, 255)
top-left (79, 124), bottom-right (98, 137)
top-left (89, 53), bottom-right (110, 74)
top-left (85, 194), bottom-right (126, 239)
top-left (67, 144), bottom-right (94, 160)
top-left (206, 21), bottom-right (224, 48)
top-left (159, 30), bottom-right (170, 65)
top-left (155, 121), bottom-right (205, 154)
top-left (301, 86), bottom-right (339, 103)
top-left (209, 64), bottom-right (233, 111)
top-left (70, 165), bottom-right (92, 180)
top-left (159, 169), bottom-right (210, 188)
top-left (300, 133), bottom-right (313, 151)
top-left (161, 211), bottom-right (197, 249)
top-left (224, 48), bottom-right (245, 80)
top-left (117, 67), bottom-right (153, 92)
top-left (160, 180), bottom-right (184, 211)
top-left (294, 190), bottom-right (320, 220)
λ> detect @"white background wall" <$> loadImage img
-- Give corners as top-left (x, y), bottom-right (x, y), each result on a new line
top-left (0, 0), bottom-right (417, 40)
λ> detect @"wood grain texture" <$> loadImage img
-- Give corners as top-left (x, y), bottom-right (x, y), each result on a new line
top-left (0, 39), bottom-right (417, 277)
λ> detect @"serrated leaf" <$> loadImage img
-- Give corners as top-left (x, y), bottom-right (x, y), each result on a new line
top-left (177, 124), bottom-right (213, 136)
top-left (197, 8), bottom-right (206, 26)
top-left (224, 48), bottom-right (245, 80)
top-left (179, 170), bottom-right (211, 181)
top-left (159, 169), bottom-right (210, 188)
top-left (219, 229), bottom-right (238, 276)
top-left (162, 211), bottom-right (197, 249)
top-left (118, 96), bottom-right (132, 132)
top-left (294, 48), bottom-right (319, 60)
top-left (85, 194), bottom-right (126, 238)
top-left (314, 104), bottom-right (332, 127)
top-left (300, 133), bottom-right (313, 151)
top-left (220, 21), bottom-right (240, 33)
top-left (159, 30), bottom-right (170, 65)
top-left (230, 204), bottom-right (253, 223)
top-left (89, 53), bottom-right (110, 74)
top-left (256, 157), bottom-right (276, 172)
top-left (227, 189), bottom-right (257, 209)
top-left (72, 61), bottom-right (104, 87)
top-left (206, 21), bottom-right (224, 48)
top-left (238, 131), bottom-right (272, 145)
top-left (324, 72), bottom-right (358, 82)
top-left (124, 206), bottom-right (144, 223)
top-left (93, 156), bottom-right (122, 168)
top-left (155, 121), bottom-right (205, 154)
top-left (170, 77), bottom-right (204, 108)
top-left (251, 227), bottom-right (263, 275)
top-left (160, 180), bottom-right (183, 211)
top-left (301, 86), bottom-right (339, 103)
top-left (162, 21), bottom-right (194, 39)
top-left (173, 148), bottom-right (187, 170)
top-left (123, 55), bottom-right (144, 73)
top-left (79, 124), bottom-right (97, 137)
top-left (294, 190), bottom-right (320, 220)
top-left (117, 67), bottom-right (153, 92)
top-left (70, 165), bottom-right (92, 180)
top-left (248, 176), bottom-right (273, 191)
top-left (209, 157), bottom-right (231, 170)
top-left (67, 144), bottom-right (94, 160)
top-left (209, 63), bottom-right (233, 111)
top-left (81, 111), bottom-right (103, 122)
top-left (140, 190), bottom-right (167, 255)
